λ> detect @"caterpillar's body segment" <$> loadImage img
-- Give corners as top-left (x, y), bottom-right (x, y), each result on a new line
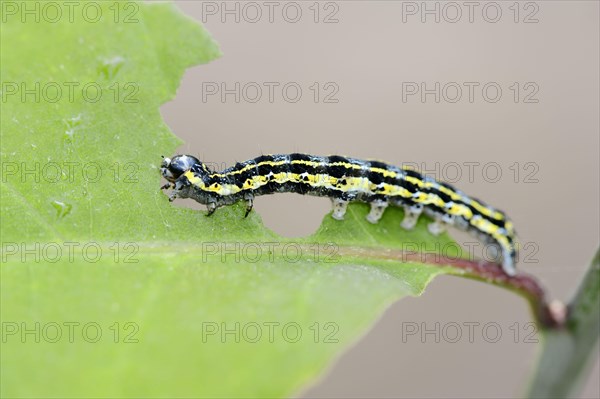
top-left (161, 154), bottom-right (518, 276)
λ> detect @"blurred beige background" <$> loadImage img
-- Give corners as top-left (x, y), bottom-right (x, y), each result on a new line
top-left (163, 1), bottom-right (599, 397)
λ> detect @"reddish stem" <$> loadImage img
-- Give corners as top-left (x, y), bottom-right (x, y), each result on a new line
top-left (337, 247), bottom-right (566, 329)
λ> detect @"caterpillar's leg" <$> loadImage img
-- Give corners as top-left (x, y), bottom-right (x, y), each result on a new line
top-left (206, 202), bottom-right (217, 217)
top-left (486, 243), bottom-right (500, 263)
top-left (366, 200), bottom-right (388, 224)
top-left (244, 193), bottom-right (254, 218)
top-left (401, 204), bottom-right (423, 230)
top-left (428, 214), bottom-right (453, 236)
top-left (167, 186), bottom-right (180, 202)
top-left (331, 198), bottom-right (348, 220)
top-left (501, 249), bottom-right (517, 277)
top-left (160, 183), bottom-right (172, 190)
top-left (165, 180), bottom-right (184, 202)
top-left (427, 215), bottom-right (448, 236)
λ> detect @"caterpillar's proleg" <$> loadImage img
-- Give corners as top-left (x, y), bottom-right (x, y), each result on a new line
top-left (331, 198), bottom-right (348, 220)
top-left (366, 200), bottom-right (388, 224)
top-left (428, 219), bottom-right (448, 236)
top-left (401, 204), bottom-right (424, 230)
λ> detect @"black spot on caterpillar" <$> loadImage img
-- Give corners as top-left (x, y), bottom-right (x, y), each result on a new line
top-left (160, 153), bottom-right (518, 276)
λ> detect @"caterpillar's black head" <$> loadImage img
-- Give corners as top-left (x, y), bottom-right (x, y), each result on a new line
top-left (161, 154), bottom-right (201, 182)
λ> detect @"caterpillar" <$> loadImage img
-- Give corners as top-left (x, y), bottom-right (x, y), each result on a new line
top-left (160, 153), bottom-right (518, 276)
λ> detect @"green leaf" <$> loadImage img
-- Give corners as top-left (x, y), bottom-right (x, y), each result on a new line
top-left (1, 2), bottom-right (461, 397)
top-left (527, 249), bottom-right (600, 398)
